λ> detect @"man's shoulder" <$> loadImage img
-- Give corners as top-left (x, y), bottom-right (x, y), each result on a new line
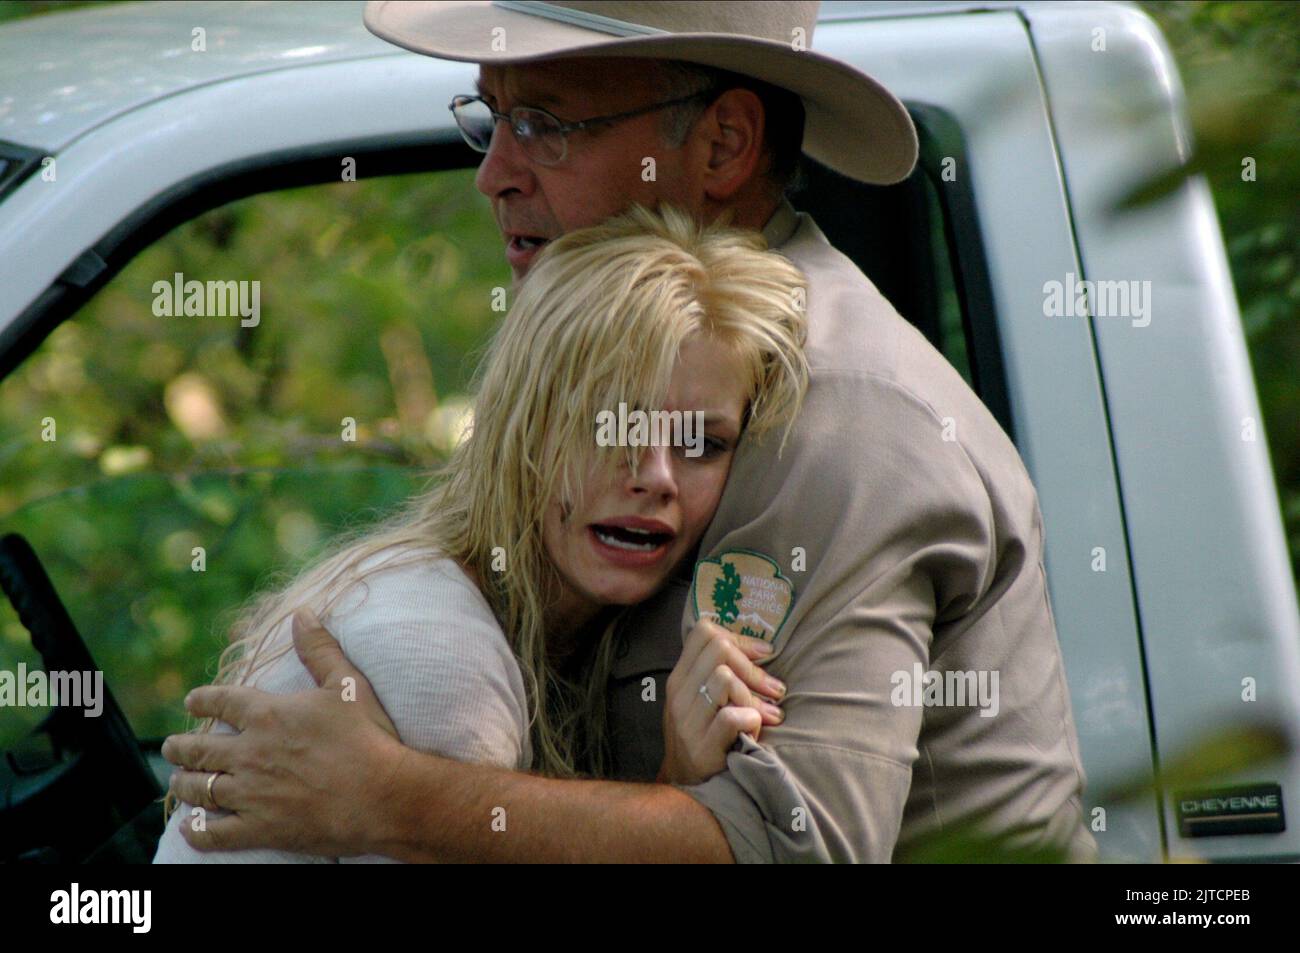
top-left (777, 211), bottom-right (1032, 506)
top-left (782, 213), bottom-right (957, 394)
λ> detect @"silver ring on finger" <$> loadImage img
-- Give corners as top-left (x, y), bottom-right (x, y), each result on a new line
top-left (698, 682), bottom-right (718, 711)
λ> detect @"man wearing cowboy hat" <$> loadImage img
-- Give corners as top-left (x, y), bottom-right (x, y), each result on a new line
top-left (164, 0), bottom-right (1097, 863)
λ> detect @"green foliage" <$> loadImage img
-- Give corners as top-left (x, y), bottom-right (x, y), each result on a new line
top-left (0, 170), bottom-right (509, 742)
top-left (0, 468), bottom-right (425, 747)
top-left (1, 170), bottom-right (505, 514)
top-left (0, 0), bottom-right (102, 22)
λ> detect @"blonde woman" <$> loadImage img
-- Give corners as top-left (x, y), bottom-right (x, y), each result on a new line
top-left (154, 204), bottom-right (808, 863)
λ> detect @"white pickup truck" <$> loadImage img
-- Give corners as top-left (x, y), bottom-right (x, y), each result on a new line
top-left (0, 0), bottom-right (1296, 862)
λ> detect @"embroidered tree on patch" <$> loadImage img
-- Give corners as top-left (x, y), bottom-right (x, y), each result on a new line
top-left (713, 562), bottom-right (742, 625)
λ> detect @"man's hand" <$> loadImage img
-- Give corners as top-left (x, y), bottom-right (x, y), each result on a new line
top-left (160, 607), bottom-right (405, 856)
top-left (658, 620), bottom-right (785, 786)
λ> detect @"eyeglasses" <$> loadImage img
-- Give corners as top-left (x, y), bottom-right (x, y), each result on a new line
top-left (449, 90), bottom-right (715, 166)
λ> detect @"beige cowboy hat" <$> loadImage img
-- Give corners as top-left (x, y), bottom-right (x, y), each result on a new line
top-left (363, 1), bottom-right (918, 185)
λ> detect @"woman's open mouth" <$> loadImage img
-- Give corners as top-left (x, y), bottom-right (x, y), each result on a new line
top-left (588, 523), bottom-right (674, 567)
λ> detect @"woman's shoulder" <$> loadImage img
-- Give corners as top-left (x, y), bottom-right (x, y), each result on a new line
top-left (335, 544), bottom-right (496, 624)
top-left (240, 542), bottom-right (529, 769)
top-left (321, 544), bottom-right (530, 767)
top-left (325, 544), bottom-right (513, 668)
top-left (248, 544), bottom-right (505, 691)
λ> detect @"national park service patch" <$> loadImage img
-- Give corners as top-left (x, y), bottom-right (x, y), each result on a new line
top-left (691, 549), bottom-right (794, 649)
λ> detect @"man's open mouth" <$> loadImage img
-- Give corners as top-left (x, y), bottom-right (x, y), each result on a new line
top-left (589, 524), bottom-right (673, 552)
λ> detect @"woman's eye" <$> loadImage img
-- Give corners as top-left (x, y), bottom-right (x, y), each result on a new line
top-left (681, 437), bottom-right (729, 459)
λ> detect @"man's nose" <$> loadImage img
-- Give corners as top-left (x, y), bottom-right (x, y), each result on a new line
top-left (474, 116), bottom-right (534, 198)
top-left (628, 445), bottom-right (678, 499)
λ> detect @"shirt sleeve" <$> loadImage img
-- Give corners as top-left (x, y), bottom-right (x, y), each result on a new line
top-left (672, 372), bottom-right (998, 863)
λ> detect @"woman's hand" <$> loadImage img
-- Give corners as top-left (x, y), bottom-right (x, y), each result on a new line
top-left (658, 619), bottom-right (787, 786)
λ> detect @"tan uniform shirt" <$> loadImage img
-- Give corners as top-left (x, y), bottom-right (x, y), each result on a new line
top-left (605, 200), bottom-right (1097, 863)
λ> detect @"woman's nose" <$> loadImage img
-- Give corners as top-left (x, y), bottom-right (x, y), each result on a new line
top-left (629, 445), bottom-right (678, 499)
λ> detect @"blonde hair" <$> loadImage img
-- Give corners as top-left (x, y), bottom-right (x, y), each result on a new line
top-left (188, 203), bottom-right (809, 785)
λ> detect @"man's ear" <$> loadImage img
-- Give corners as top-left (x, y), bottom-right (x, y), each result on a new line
top-left (701, 88), bottom-right (768, 203)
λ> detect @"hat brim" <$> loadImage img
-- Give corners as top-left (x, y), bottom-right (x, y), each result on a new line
top-left (364, 0), bottom-right (918, 186)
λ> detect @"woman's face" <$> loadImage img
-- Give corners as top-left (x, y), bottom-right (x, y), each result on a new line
top-left (543, 334), bottom-right (750, 628)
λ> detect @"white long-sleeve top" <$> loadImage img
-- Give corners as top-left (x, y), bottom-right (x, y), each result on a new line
top-left (153, 546), bottom-right (531, 863)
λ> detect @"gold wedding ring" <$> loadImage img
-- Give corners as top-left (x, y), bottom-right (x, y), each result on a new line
top-left (205, 770), bottom-right (222, 810)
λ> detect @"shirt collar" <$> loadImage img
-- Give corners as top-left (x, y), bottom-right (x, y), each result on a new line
top-left (761, 198), bottom-right (800, 249)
